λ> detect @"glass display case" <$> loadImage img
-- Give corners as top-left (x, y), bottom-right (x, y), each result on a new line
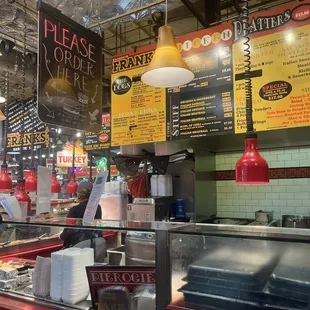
top-left (0, 219), bottom-right (174, 310)
top-left (168, 224), bottom-right (310, 310)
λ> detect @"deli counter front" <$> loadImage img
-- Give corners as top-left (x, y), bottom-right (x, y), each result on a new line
top-left (1, 220), bottom-right (310, 310)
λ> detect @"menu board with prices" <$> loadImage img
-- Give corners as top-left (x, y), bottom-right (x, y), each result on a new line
top-left (37, 2), bottom-right (103, 132)
top-left (166, 42), bottom-right (234, 140)
top-left (7, 97), bottom-right (49, 152)
top-left (111, 1), bottom-right (310, 145)
top-left (84, 113), bottom-right (111, 151)
top-left (233, 2), bottom-right (310, 133)
top-left (111, 63), bottom-right (166, 146)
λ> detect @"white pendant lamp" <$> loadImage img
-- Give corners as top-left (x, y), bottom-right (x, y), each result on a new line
top-left (141, 0), bottom-right (194, 88)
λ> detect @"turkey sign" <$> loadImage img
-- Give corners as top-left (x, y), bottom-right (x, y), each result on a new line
top-left (57, 140), bottom-right (88, 167)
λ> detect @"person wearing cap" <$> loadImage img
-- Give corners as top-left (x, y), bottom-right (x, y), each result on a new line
top-left (60, 182), bottom-right (102, 248)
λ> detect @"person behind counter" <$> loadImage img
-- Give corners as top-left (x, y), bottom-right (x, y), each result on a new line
top-left (60, 182), bottom-right (102, 248)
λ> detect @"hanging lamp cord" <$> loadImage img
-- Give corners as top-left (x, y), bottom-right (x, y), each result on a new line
top-left (2, 52), bottom-right (10, 166)
top-left (18, 0), bottom-right (28, 182)
top-left (29, 55), bottom-right (37, 169)
top-left (241, 0), bottom-right (256, 138)
top-left (165, 0), bottom-right (168, 25)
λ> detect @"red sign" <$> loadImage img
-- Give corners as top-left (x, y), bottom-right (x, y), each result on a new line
top-left (86, 266), bottom-right (155, 310)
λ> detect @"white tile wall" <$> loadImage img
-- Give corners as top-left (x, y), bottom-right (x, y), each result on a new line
top-left (216, 146), bottom-right (310, 170)
top-left (216, 146), bottom-right (310, 220)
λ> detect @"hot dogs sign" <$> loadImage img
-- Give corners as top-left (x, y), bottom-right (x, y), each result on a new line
top-left (37, 2), bottom-right (102, 132)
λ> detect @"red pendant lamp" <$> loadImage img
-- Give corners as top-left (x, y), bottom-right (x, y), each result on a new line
top-left (235, 0), bottom-right (269, 184)
top-left (25, 167), bottom-right (37, 191)
top-left (15, 180), bottom-right (32, 211)
top-left (0, 41), bottom-right (13, 192)
top-left (67, 174), bottom-right (78, 194)
top-left (0, 165), bottom-right (13, 192)
top-left (51, 172), bottom-right (61, 193)
top-left (66, 139), bottom-right (78, 194)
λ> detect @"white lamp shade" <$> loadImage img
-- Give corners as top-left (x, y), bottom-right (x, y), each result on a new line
top-left (141, 67), bottom-right (194, 88)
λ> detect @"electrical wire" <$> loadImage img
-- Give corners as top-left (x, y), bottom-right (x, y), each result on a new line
top-left (240, 0), bottom-right (256, 138)
top-left (2, 53), bottom-right (10, 166)
top-left (165, 0), bottom-right (168, 25)
top-left (18, 0), bottom-right (28, 182)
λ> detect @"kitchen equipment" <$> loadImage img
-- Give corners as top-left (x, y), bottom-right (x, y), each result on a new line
top-left (125, 232), bottom-right (155, 266)
top-left (187, 239), bottom-right (279, 286)
top-left (107, 246), bottom-right (125, 266)
top-left (255, 210), bottom-right (273, 223)
top-left (269, 244), bottom-right (310, 295)
top-left (282, 215), bottom-right (310, 228)
top-left (127, 198), bottom-right (155, 221)
top-left (202, 217), bottom-right (253, 225)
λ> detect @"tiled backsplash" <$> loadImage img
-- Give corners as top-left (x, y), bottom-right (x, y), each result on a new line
top-left (216, 146), bottom-right (310, 220)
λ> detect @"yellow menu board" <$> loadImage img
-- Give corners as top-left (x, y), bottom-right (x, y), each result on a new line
top-left (233, 3), bottom-right (310, 133)
top-left (111, 1), bottom-right (310, 145)
top-left (111, 58), bottom-right (166, 146)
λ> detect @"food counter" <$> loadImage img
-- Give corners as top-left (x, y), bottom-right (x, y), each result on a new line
top-left (1, 220), bottom-right (310, 310)
top-left (0, 220), bottom-right (163, 310)
top-left (168, 224), bottom-right (310, 310)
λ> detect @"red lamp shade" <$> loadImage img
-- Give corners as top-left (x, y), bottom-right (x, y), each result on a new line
top-left (51, 173), bottom-right (61, 193)
top-left (236, 138), bottom-right (269, 184)
top-left (25, 168), bottom-right (37, 191)
top-left (66, 174), bottom-right (78, 194)
top-left (0, 165), bottom-right (12, 192)
top-left (14, 181), bottom-right (32, 211)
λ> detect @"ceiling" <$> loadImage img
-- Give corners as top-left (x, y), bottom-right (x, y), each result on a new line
top-left (0, 0), bottom-right (296, 102)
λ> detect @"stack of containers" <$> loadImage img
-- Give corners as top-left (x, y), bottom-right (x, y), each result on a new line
top-left (50, 250), bottom-right (64, 301)
top-left (180, 239), bottom-right (308, 310)
top-left (50, 248), bottom-right (94, 305)
top-left (265, 245), bottom-right (310, 305)
top-left (32, 256), bottom-right (51, 298)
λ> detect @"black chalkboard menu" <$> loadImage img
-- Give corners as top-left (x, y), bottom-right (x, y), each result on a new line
top-left (37, 1), bottom-right (103, 132)
top-left (166, 47), bottom-right (234, 140)
top-left (7, 98), bottom-right (49, 152)
top-left (84, 112), bottom-right (111, 151)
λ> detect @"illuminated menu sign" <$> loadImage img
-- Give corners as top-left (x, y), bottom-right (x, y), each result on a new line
top-left (37, 1), bottom-right (103, 132)
top-left (84, 113), bottom-right (111, 151)
top-left (7, 98), bottom-right (49, 151)
top-left (111, 1), bottom-right (310, 145)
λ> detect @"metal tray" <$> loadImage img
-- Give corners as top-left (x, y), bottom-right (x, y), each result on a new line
top-left (180, 284), bottom-right (308, 309)
top-left (181, 287), bottom-right (261, 310)
top-left (187, 242), bottom-right (278, 285)
top-left (184, 275), bottom-right (266, 292)
top-left (265, 283), bottom-right (310, 304)
top-left (269, 245), bottom-right (310, 294)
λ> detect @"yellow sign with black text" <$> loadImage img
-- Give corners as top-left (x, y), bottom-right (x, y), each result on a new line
top-left (111, 1), bottom-right (310, 145)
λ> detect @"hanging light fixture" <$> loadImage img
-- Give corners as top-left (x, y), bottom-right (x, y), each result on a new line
top-left (25, 54), bottom-right (37, 192)
top-left (235, 0), bottom-right (269, 184)
top-left (0, 41), bottom-right (13, 192)
top-left (15, 4), bottom-right (31, 210)
top-left (51, 129), bottom-right (61, 193)
top-left (66, 139), bottom-right (78, 194)
top-left (0, 109), bottom-right (6, 121)
top-left (141, 0), bottom-right (194, 88)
